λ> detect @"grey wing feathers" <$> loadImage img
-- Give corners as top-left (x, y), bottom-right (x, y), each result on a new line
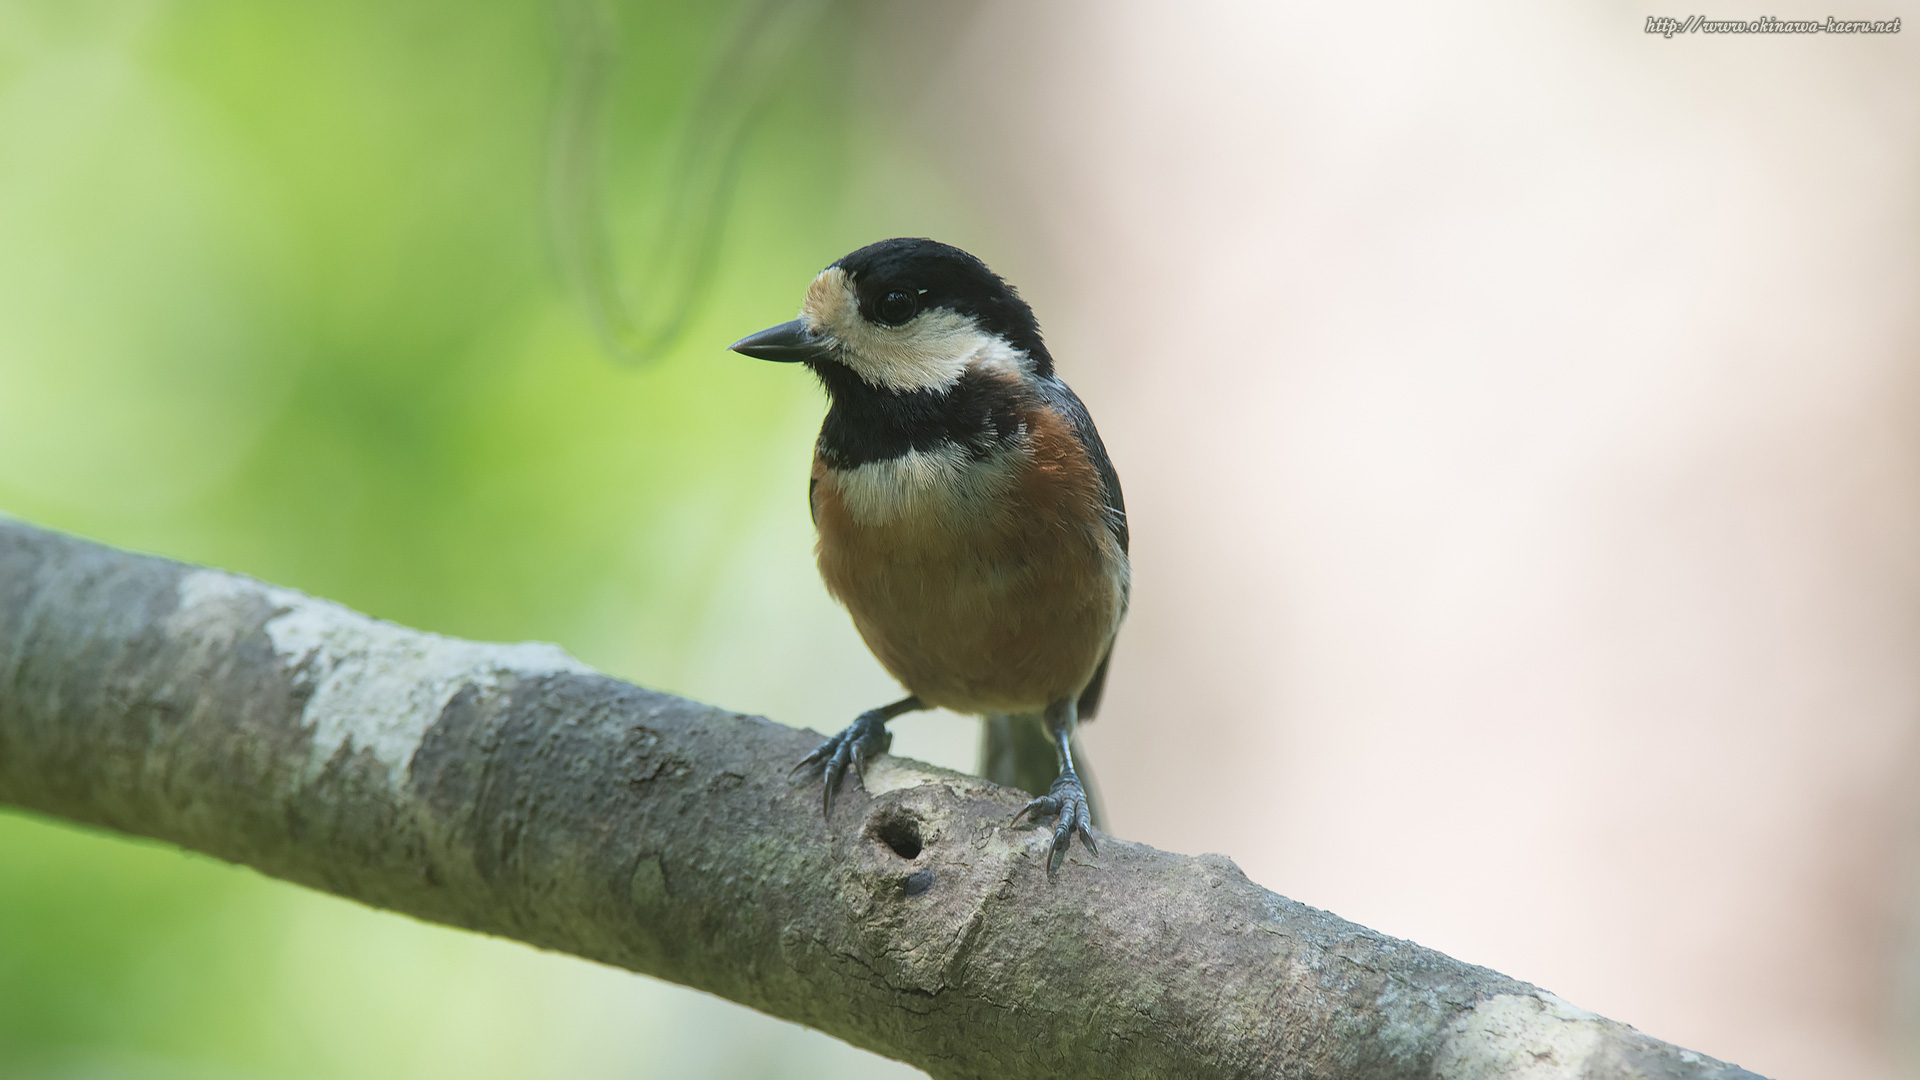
top-left (1034, 377), bottom-right (1127, 554)
top-left (1035, 376), bottom-right (1128, 722)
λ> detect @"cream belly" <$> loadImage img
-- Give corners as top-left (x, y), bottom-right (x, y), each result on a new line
top-left (812, 440), bottom-right (1126, 714)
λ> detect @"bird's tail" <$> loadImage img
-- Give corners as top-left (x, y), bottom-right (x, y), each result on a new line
top-left (980, 713), bottom-right (1104, 829)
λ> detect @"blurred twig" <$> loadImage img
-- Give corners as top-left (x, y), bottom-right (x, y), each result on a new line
top-left (549, 0), bottom-right (833, 365)
top-left (0, 519), bottom-right (1767, 1080)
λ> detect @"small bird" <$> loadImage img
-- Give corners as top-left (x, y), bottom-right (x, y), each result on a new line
top-left (730, 238), bottom-right (1128, 872)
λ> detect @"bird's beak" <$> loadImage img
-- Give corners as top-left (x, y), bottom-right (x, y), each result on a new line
top-left (729, 319), bottom-right (833, 363)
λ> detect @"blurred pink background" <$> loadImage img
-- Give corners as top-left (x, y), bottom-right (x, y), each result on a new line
top-left (848, 4), bottom-right (1920, 1077)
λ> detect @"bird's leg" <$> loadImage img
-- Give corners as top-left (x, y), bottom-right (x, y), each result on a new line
top-left (1010, 696), bottom-right (1098, 873)
top-left (791, 695), bottom-right (925, 817)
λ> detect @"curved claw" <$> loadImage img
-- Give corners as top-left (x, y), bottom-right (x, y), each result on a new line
top-left (1014, 775), bottom-right (1098, 875)
top-left (789, 740), bottom-right (833, 779)
top-left (1011, 795), bottom-right (1058, 828)
top-left (792, 711), bottom-right (894, 819)
top-left (821, 735), bottom-right (857, 817)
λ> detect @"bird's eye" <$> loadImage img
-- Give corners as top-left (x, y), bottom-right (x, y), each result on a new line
top-left (874, 290), bottom-right (918, 326)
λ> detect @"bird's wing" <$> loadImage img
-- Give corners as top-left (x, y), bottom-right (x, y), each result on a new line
top-left (1035, 376), bottom-right (1129, 722)
top-left (808, 450), bottom-right (825, 528)
top-left (1034, 377), bottom-right (1127, 555)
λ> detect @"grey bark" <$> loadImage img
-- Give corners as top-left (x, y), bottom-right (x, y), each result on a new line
top-left (0, 519), bottom-right (1765, 1080)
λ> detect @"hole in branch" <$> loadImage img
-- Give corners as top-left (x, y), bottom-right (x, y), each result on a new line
top-left (871, 811), bottom-right (923, 860)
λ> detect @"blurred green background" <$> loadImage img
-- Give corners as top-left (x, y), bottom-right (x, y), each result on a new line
top-left (0, 1), bottom-right (981, 1075)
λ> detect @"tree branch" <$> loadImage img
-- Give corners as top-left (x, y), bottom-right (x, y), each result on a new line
top-left (0, 519), bottom-right (1763, 1080)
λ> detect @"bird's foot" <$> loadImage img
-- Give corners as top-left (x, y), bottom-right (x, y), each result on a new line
top-left (1011, 773), bottom-right (1098, 874)
top-left (790, 709), bottom-right (894, 818)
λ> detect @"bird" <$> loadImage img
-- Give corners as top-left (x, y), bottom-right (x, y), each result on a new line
top-left (729, 237), bottom-right (1129, 873)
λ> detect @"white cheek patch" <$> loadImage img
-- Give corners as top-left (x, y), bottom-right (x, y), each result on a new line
top-left (966, 336), bottom-right (1029, 381)
top-left (835, 442), bottom-right (1027, 528)
top-left (802, 267), bottom-right (1027, 393)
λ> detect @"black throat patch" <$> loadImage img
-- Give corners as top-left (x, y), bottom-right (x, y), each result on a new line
top-left (810, 361), bottom-right (1029, 469)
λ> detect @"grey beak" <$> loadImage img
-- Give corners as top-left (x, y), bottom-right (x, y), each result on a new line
top-left (729, 319), bottom-right (833, 363)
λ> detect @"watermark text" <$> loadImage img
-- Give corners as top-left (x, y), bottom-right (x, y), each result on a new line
top-left (1645, 15), bottom-right (1901, 36)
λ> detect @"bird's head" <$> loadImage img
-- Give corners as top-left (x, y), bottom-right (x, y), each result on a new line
top-left (729, 238), bottom-right (1051, 396)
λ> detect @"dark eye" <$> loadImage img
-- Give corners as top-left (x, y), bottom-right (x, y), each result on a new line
top-left (874, 289), bottom-right (918, 326)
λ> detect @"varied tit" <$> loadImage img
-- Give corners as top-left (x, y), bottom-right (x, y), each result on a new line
top-left (730, 237), bottom-right (1128, 873)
